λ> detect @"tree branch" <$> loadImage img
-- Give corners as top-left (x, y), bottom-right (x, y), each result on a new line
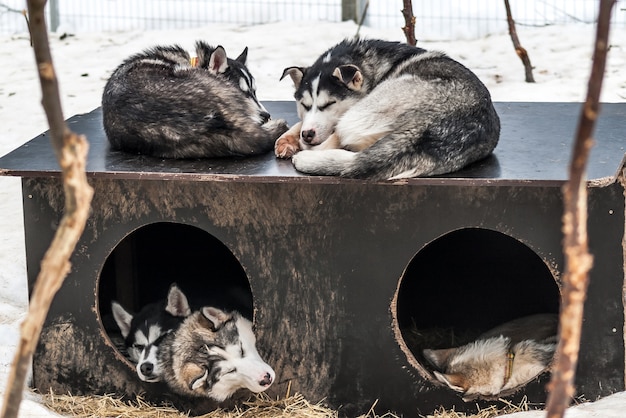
top-left (504, 0), bottom-right (535, 82)
top-left (0, 1), bottom-right (94, 418)
top-left (401, 0), bottom-right (417, 46)
top-left (545, 1), bottom-right (616, 418)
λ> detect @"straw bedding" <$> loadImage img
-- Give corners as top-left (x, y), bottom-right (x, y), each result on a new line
top-left (41, 390), bottom-right (531, 418)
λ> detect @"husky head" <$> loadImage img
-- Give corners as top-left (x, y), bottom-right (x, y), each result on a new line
top-left (281, 59), bottom-right (365, 147)
top-left (159, 306), bottom-right (275, 401)
top-left (195, 41), bottom-right (270, 124)
top-left (424, 336), bottom-right (556, 401)
top-left (111, 283), bottom-right (191, 382)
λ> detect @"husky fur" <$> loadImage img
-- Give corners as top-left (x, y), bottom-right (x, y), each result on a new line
top-left (111, 283), bottom-right (191, 382)
top-left (157, 306), bottom-right (274, 401)
top-left (423, 313), bottom-right (558, 401)
top-left (102, 41), bottom-right (288, 158)
top-left (275, 38), bottom-right (500, 180)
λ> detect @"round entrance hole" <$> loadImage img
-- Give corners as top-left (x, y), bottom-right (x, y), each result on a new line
top-left (98, 222), bottom-right (253, 361)
top-left (393, 227), bottom-right (560, 393)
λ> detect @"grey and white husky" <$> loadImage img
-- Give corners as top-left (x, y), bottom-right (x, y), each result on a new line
top-left (275, 38), bottom-right (500, 180)
top-left (111, 283), bottom-right (191, 382)
top-left (102, 41), bottom-right (288, 158)
top-left (423, 313), bottom-right (558, 401)
top-left (157, 306), bottom-right (274, 401)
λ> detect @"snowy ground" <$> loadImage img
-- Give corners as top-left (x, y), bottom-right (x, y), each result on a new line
top-left (0, 20), bottom-right (625, 417)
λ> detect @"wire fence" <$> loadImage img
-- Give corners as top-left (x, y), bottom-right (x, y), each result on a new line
top-left (2, 0), bottom-right (625, 40)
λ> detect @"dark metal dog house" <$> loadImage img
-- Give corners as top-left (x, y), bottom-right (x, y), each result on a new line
top-left (1, 102), bottom-right (625, 417)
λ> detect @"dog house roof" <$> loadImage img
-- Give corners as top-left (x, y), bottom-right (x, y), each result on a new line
top-left (1, 101), bottom-right (625, 187)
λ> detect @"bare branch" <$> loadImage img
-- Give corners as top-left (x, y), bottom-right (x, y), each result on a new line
top-left (0, 3), bottom-right (24, 14)
top-left (0, 1), bottom-right (94, 418)
top-left (401, 0), bottom-right (417, 46)
top-left (545, 1), bottom-right (617, 418)
top-left (504, 0), bottom-right (535, 82)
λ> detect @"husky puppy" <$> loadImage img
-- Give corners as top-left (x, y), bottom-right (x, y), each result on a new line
top-left (158, 306), bottom-right (274, 401)
top-left (111, 283), bottom-right (191, 382)
top-left (423, 313), bottom-right (558, 401)
top-left (275, 38), bottom-right (500, 180)
top-left (102, 41), bottom-right (288, 158)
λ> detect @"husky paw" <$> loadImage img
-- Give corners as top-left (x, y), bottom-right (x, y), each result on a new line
top-left (292, 149), bottom-right (355, 176)
top-left (275, 131), bottom-right (301, 159)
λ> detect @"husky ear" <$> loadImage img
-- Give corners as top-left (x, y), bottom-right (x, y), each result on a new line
top-left (111, 301), bottom-right (133, 339)
top-left (201, 306), bottom-right (233, 331)
top-left (208, 46), bottom-right (229, 74)
top-left (281, 66), bottom-right (305, 89)
top-left (423, 347), bottom-right (458, 370)
top-left (435, 372), bottom-right (467, 393)
top-left (183, 363), bottom-right (208, 391)
top-left (332, 64), bottom-right (363, 91)
top-left (166, 283), bottom-right (191, 317)
top-left (433, 371), bottom-right (466, 393)
top-left (235, 46), bottom-right (248, 65)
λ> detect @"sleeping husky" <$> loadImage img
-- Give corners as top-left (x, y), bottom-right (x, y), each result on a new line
top-left (157, 306), bottom-right (274, 401)
top-left (423, 313), bottom-right (558, 401)
top-left (275, 38), bottom-right (500, 180)
top-left (102, 41), bottom-right (288, 158)
top-left (111, 283), bottom-right (191, 382)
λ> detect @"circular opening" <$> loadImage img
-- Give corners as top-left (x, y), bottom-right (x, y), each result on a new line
top-left (98, 222), bottom-right (253, 362)
top-left (393, 227), bottom-right (560, 395)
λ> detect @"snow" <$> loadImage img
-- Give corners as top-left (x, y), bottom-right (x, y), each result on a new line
top-left (0, 20), bottom-right (625, 417)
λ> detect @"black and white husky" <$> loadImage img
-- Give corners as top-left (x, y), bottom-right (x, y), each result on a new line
top-left (157, 306), bottom-right (275, 401)
top-left (275, 38), bottom-right (500, 180)
top-left (111, 283), bottom-right (191, 382)
top-left (102, 41), bottom-right (288, 158)
top-left (423, 313), bottom-right (558, 401)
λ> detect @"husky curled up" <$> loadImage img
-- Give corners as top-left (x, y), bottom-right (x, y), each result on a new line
top-left (275, 38), bottom-right (500, 180)
top-left (111, 283), bottom-right (191, 382)
top-left (423, 313), bottom-right (558, 401)
top-left (102, 41), bottom-right (288, 158)
top-left (157, 306), bottom-right (275, 401)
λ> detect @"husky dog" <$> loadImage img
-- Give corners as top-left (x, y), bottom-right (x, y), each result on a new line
top-left (423, 313), bottom-right (558, 401)
top-left (111, 283), bottom-right (191, 382)
top-left (102, 41), bottom-right (288, 158)
top-left (275, 38), bottom-right (500, 180)
top-left (158, 306), bottom-right (274, 401)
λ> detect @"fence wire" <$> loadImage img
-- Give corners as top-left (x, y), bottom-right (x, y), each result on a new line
top-left (1, 1), bottom-right (625, 40)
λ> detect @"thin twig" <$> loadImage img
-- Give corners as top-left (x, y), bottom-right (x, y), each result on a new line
top-left (0, 3), bottom-right (23, 14)
top-left (504, 0), bottom-right (535, 82)
top-left (355, 0), bottom-right (370, 38)
top-left (544, 1), bottom-right (616, 418)
top-left (0, 1), bottom-right (94, 418)
top-left (401, 0), bottom-right (417, 46)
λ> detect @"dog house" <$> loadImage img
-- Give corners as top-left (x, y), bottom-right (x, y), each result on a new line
top-left (1, 101), bottom-right (625, 416)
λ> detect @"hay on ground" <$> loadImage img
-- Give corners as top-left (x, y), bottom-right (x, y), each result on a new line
top-left (41, 390), bottom-right (532, 418)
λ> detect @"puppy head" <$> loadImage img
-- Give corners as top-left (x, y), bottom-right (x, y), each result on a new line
top-left (167, 307), bottom-right (275, 401)
top-left (424, 337), bottom-right (510, 401)
top-left (280, 64), bottom-right (363, 147)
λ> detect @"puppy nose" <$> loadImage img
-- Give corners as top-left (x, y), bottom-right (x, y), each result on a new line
top-left (301, 129), bottom-right (316, 143)
top-left (259, 372), bottom-right (273, 387)
top-left (260, 111), bottom-right (271, 123)
top-left (140, 362), bottom-right (154, 376)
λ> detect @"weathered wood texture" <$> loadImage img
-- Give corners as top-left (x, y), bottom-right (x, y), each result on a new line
top-left (21, 175), bottom-right (625, 416)
top-left (1, 102), bottom-right (625, 416)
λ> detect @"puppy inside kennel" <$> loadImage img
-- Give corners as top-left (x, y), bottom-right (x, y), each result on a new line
top-left (97, 222), bottom-right (254, 363)
top-left (393, 227), bottom-right (561, 400)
